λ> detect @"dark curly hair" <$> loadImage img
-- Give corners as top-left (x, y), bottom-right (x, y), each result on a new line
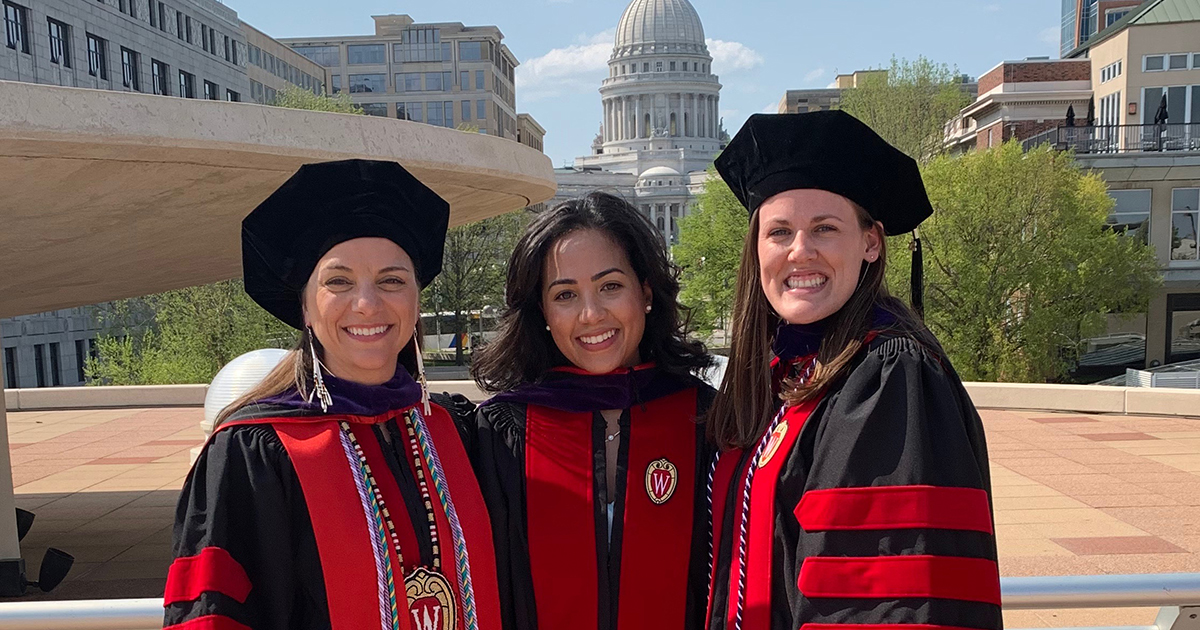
top-left (471, 191), bottom-right (711, 392)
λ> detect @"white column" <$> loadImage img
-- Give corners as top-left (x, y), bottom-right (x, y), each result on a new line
top-left (635, 97), bottom-right (642, 139)
top-left (604, 100), bottom-right (612, 143)
top-left (709, 96), bottom-right (717, 138)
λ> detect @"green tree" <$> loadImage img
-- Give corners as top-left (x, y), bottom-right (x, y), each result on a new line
top-left (423, 210), bottom-right (530, 365)
top-left (270, 84), bottom-right (363, 114)
top-left (673, 170), bottom-right (748, 334)
top-left (902, 142), bottom-right (1160, 382)
top-left (88, 281), bottom-right (296, 384)
top-left (837, 56), bottom-right (972, 162)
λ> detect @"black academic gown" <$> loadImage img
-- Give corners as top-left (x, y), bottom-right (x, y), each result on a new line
top-left (706, 332), bottom-right (1002, 630)
top-left (164, 370), bottom-right (502, 630)
top-left (463, 364), bottom-right (717, 630)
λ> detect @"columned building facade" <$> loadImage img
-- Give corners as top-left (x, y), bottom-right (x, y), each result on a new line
top-left (554, 0), bottom-right (722, 245)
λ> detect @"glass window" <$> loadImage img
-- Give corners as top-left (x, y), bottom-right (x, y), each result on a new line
top-left (669, 61), bottom-right (676, 71)
top-left (1145, 55), bottom-right (1164, 71)
top-left (49, 342), bottom-right (61, 387)
top-left (33, 344), bottom-right (45, 388)
top-left (185, 15), bottom-right (191, 43)
top-left (1144, 87), bottom-right (1164, 125)
top-left (74, 340), bottom-right (86, 383)
top-left (461, 100), bottom-right (470, 121)
top-left (158, 2), bottom-right (167, 33)
top-left (347, 44), bottom-right (385, 65)
top-left (409, 102), bottom-right (423, 122)
top-left (176, 12), bottom-right (183, 40)
top-left (349, 73), bottom-right (386, 94)
top-left (47, 18), bottom-right (70, 67)
top-left (264, 86), bottom-right (276, 103)
top-left (203, 80), bottom-right (217, 100)
top-left (292, 45), bottom-right (339, 67)
top-left (476, 99), bottom-right (486, 120)
top-left (224, 35), bottom-right (230, 62)
top-left (149, 0), bottom-right (157, 27)
top-left (1192, 86), bottom-right (1200, 125)
top-left (178, 69), bottom-right (194, 98)
top-left (360, 103), bottom-right (388, 117)
top-left (87, 34), bottom-right (107, 79)
top-left (642, 62), bottom-right (649, 72)
top-left (1172, 189), bottom-right (1199, 262)
top-left (1169, 54), bottom-right (1188, 70)
top-left (331, 74), bottom-right (341, 94)
top-left (1107, 190), bottom-right (1151, 245)
top-left (396, 72), bottom-right (421, 92)
top-left (4, 2), bottom-right (29, 53)
top-left (444, 101), bottom-right (454, 127)
top-left (1167, 294), bottom-right (1200, 363)
top-left (428, 103), bottom-right (443, 127)
top-left (424, 72), bottom-right (443, 91)
top-left (5, 347), bottom-right (17, 389)
top-left (152, 59), bottom-right (168, 95)
top-left (443, 71), bottom-right (453, 91)
top-left (460, 71), bottom-right (469, 90)
top-left (201, 24), bottom-right (208, 52)
top-left (226, 89), bottom-right (239, 102)
top-left (655, 61), bottom-right (663, 72)
top-left (459, 41), bottom-right (483, 61)
top-left (121, 47), bottom-right (139, 90)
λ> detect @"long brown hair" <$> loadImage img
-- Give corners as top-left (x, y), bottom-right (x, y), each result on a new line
top-left (708, 203), bottom-right (935, 450)
top-left (214, 321), bottom-right (423, 427)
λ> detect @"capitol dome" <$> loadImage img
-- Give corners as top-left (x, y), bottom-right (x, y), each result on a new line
top-left (613, 0), bottom-right (706, 53)
top-left (640, 166), bottom-right (681, 178)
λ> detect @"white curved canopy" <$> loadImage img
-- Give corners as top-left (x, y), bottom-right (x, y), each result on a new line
top-left (0, 81), bottom-right (556, 318)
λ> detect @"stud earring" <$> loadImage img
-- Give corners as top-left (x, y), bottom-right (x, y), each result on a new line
top-left (545, 325), bottom-right (551, 331)
top-left (306, 326), bottom-right (332, 413)
top-left (645, 304), bottom-right (652, 313)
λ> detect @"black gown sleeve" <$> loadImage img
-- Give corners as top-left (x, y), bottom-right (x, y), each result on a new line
top-left (472, 402), bottom-right (538, 630)
top-left (777, 336), bottom-right (1002, 630)
top-left (164, 424), bottom-right (329, 630)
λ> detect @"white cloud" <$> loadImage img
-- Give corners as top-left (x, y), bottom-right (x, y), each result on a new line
top-left (804, 68), bottom-right (826, 83)
top-left (517, 29), bottom-right (614, 102)
top-left (1039, 26), bottom-right (1059, 46)
top-left (760, 100), bottom-right (779, 114)
top-left (705, 39), bottom-right (764, 74)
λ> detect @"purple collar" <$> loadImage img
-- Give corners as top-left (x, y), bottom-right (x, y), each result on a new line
top-left (481, 363), bottom-right (700, 413)
top-left (257, 362), bottom-right (422, 417)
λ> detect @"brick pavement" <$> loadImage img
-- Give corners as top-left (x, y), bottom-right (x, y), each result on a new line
top-left (6, 406), bottom-right (1200, 627)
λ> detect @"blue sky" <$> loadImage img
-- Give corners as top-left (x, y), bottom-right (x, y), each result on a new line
top-left (229, 0), bottom-right (1062, 166)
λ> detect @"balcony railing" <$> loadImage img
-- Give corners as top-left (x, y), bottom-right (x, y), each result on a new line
top-left (1022, 123), bottom-right (1200, 154)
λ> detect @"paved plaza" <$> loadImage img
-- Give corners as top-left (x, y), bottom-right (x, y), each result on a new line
top-left (6, 405), bottom-right (1200, 626)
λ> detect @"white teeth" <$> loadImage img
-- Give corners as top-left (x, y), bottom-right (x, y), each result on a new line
top-left (347, 325), bottom-right (389, 336)
top-left (580, 330), bottom-right (616, 345)
top-left (786, 275), bottom-right (827, 289)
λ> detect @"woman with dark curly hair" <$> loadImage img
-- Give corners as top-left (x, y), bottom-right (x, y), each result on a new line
top-left (466, 191), bottom-right (716, 630)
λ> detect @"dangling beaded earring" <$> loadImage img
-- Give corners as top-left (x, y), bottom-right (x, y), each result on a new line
top-left (306, 326), bottom-right (333, 412)
top-left (413, 327), bottom-right (432, 415)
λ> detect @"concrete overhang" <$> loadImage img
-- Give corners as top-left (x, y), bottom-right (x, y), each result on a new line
top-left (0, 81), bottom-right (556, 318)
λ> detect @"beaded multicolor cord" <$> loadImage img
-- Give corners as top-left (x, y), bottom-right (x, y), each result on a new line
top-left (409, 407), bottom-right (479, 630)
top-left (707, 357), bottom-right (815, 630)
top-left (338, 423), bottom-right (399, 630)
top-left (403, 413), bottom-right (441, 570)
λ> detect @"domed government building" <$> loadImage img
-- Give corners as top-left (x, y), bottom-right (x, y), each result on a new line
top-left (552, 0), bottom-right (724, 245)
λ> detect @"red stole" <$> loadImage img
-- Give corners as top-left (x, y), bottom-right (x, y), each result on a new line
top-left (525, 389), bottom-right (699, 630)
top-left (217, 404), bottom-right (501, 630)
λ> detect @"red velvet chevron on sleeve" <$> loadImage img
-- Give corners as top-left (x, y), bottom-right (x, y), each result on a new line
top-left (164, 547), bottom-right (253, 605)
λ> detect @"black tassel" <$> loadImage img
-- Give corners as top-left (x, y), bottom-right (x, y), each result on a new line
top-left (910, 230), bottom-right (925, 320)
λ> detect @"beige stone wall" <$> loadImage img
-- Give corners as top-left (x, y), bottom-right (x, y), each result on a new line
top-left (1124, 22), bottom-right (1200, 122)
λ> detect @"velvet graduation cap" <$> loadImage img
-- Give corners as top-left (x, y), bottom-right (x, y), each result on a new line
top-left (715, 110), bottom-right (933, 317)
top-left (242, 159), bottom-right (449, 330)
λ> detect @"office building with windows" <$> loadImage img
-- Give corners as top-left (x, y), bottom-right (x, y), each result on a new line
top-left (1061, 0), bottom-right (1148, 58)
top-left (943, 0), bottom-right (1200, 373)
top-left (280, 15), bottom-right (521, 139)
top-left (241, 20), bottom-right (326, 105)
top-left (1, 0), bottom-right (249, 99)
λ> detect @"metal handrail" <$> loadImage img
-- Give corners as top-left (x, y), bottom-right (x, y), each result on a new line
top-left (1003, 573), bottom-right (1200, 609)
top-left (0, 574), bottom-right (1195, 629)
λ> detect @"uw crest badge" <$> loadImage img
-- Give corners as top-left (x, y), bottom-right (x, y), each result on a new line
top-left (757, 420), bottom-right (789, 468)
top-left (405, 568), bottom-right (457, 630)
top-left (645, 458), bottom-right (678, 505)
